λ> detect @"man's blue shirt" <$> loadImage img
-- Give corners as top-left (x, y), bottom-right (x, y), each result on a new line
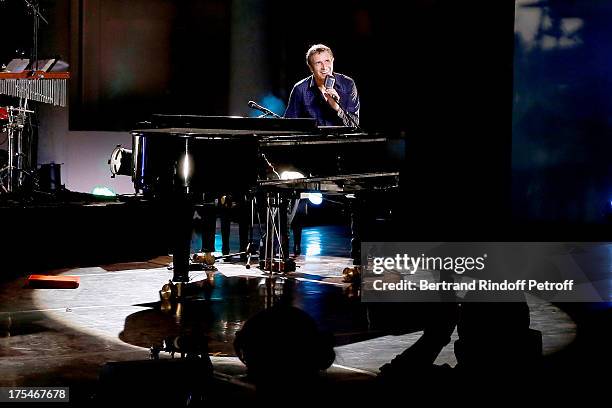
top-left (284, 73), bottom-right (360, 126)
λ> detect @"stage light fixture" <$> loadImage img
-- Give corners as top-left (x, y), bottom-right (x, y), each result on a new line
top-left (307, 193), bottom-right (323, 205)
top-left (108, 145), bottom-right (133, 177)
top-left (280, 170), bottom-right (304, 180)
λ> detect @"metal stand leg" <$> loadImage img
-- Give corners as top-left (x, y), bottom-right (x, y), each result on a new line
top-left (0, 104), bottom-right (34, 194)
top-left (259, 193), bottom-right (294, 273)
top-left (245, 194), bottom-right (255, 269)
top-left (5, 119), bottom-right (14, 193)
top-left (265, 195), bottom-right (272, 273)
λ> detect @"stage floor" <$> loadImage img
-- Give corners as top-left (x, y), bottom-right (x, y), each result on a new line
top-left (0, 224), bottom-right (582, 403)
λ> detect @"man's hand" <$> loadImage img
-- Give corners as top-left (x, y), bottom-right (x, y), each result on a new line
top-left (323, 88), bottom-right (340, 111)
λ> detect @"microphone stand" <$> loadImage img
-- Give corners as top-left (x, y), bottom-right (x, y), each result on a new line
top-left (258, 112), bottom-right (280, 119)
top-left (248, 101), bottom-right (282, 119)
top-left (24, 0), bottom-right (48, 24)
top-left (24, 0), bottom-right (48, 71)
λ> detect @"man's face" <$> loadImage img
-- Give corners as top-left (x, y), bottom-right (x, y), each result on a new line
top-left (309, 51), bottom-right (334, 83)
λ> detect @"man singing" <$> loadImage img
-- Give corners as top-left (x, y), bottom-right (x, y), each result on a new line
top-left (284, 44), bottom-right (360, 127)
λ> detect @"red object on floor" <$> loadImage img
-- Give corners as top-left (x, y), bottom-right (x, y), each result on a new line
top-left (26, 275), bottom-right (80, 289)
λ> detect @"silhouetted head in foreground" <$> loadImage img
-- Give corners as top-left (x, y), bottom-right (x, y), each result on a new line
top-left (234, 305), bottom-right (335, 385)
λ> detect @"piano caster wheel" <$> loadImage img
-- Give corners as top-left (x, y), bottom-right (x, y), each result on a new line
top-left (160, 280), bottom-right (175, 301)
top-left (192, 252), bottom-right (215, 265)
top-left (159, 280), bottom-right (186, 301)
top-left (342, 266), bottom-right (361, 284)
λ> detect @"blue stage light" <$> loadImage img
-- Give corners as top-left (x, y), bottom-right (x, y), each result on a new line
top-left (248, 93), bottom-right (285, 118)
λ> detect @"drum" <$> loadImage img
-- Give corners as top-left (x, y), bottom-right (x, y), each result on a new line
top-left (0, 107), bottom-right (8, 121)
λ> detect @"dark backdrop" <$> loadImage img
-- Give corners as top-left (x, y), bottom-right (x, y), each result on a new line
top-left (513, 0), bottom-right (612, 232)
top-left (1, 0), bottom-right (517, 238)
top-left (69, 0), bottom-right (231, 130)
top-left (12, 1), bottom-right (609, 239)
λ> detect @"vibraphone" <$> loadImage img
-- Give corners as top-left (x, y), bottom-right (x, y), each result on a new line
top-left (0, 70), bottom-right (69, 192)
top-left (0, 71), bottom-right (69, 107)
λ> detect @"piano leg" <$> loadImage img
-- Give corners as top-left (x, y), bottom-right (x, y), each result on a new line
top-left (198, 203), bottom-right (217, 253)
top-left (238, 194), bottom-right (250, 260)
top-left (220, 199), bottom-right (231, 255)
top-left (219, 193), bottom-right (250, 260)
top-left (167, 197), bottom-right (194, 282)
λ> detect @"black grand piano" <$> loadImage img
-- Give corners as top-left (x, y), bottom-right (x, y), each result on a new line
top-left (110, 115), bottom-right (404, 283)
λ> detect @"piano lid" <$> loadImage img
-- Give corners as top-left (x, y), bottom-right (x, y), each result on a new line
top-left (147, 114), bottom-right (318, 133)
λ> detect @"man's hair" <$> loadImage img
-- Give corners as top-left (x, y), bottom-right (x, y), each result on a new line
top-left (306, 44), bottom-right (334, 68)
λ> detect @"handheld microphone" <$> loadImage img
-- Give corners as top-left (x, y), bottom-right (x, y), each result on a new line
top-left (247, 100), bottom-right (282, 118)
top-left (324, 75), bottom-right (339, 102)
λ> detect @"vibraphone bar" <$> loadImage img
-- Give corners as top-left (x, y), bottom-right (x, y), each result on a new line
top-left (0, 72), bottom-right (69, 107)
